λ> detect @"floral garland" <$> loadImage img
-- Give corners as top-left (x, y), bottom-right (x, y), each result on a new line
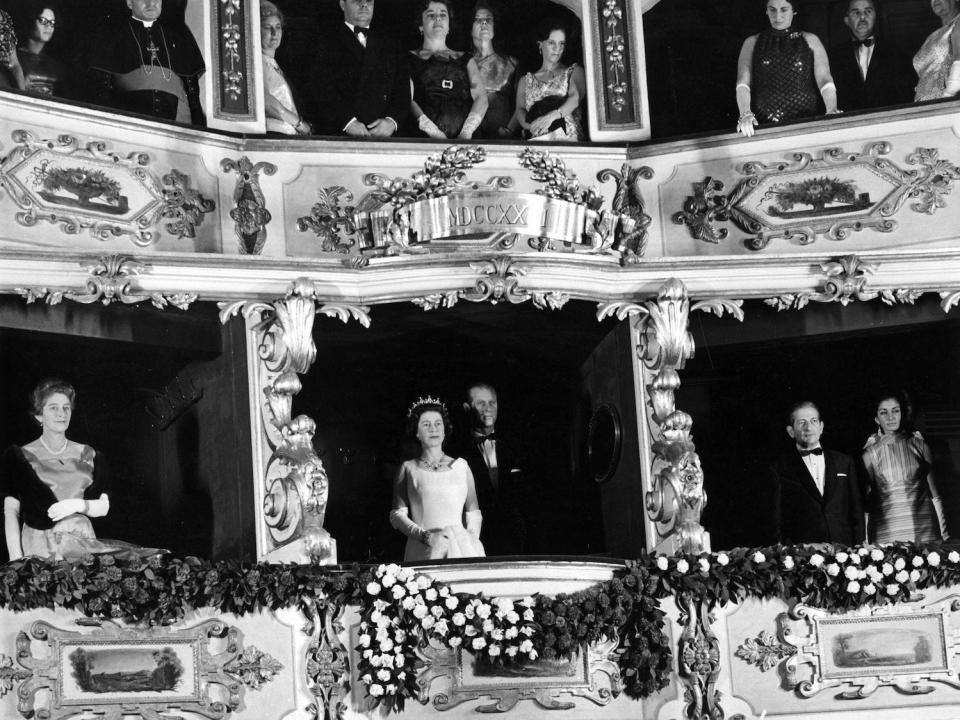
top-left (1, 541), bottom-right (957, 714)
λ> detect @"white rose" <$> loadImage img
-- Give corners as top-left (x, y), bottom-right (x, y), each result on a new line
top-left (425, 588), bottom-right (438, 601)
top-left (717, 552), bottom-right (730, 566)
top-left (363, 649), bottom-right (373, 659)
top-left (413, 604), bottom-right (429, 619)
top-left (380, 638), bottom-right (394, 652)
top-left (464, 625), bottom-right (477, 637)
top-left (369, 683), bottom-right (384, 697)
top-left (395, 629), bottom-right (406, 643)
top-left (752, 551), bottom-right (766, 563)
top-left (809, 553), bottom-right (824, 567)
top-left (492, 628), bottom-right (504, 640)
top-left (472, 637), bottom-right (487, 650)
top-left (507, 611), bottom-right (520, 624)
top-left (870, 548), bottom-right (885, 562)
top-left (359, 634), bottom-right (371, 647)
top-left (439, 586), bottom-right (450, 597)
top-left (431, 605), bottom-right (444, 618)
top-left (520, 626), bottom-right (534, 636)
top-left (482, 619), bottom-right (494, 633)
top-left (417, 574), bottom-right (431, 588)
top-left (656, 556), bottom-right (669, 571)
top-left (846, 580), bottom-right (861, 594)
top-left (377, 669), bottom-right (391, 682)
top-left (520, 596), bottom-right (535, 608)
top-left (369, 655), bottom-right (382, 668)
top-left (449, 637), bottom-right (462, 648)
top-left (826, 563), bottom-right (840, 577)
top-left (949, 551), bottom-right (960, 563)
top-left (844, 566), bottom-right (859, 580)
top-left (452, 612), bottom-right (466, 626)
top-left (421, 616), bottom-right (435, 630)
top-left (894, 558), bottom-right (906, 571)
top-left (401, 596), bottom-right (416, 611)
top-left (405, 580), bottom-right (420, 595)
top-left (505, 626), bottom-right (518, 639)
top-left (476, 603), bottom-right (491, 619)
top-left (528, 649), bottom-right (539, 660)
top-left (386, 683), bottom-right (397, 695)
top-left (488, 644), bottom-right (501, 657)
top-left (782, 556), bottom-right (795, 570)
top-left (835, 551), bottom-right (848, 563)
top-left (882, 562), bottom-right (894, 576)
top-left (864, 583), bottom-right (877, 595)
top-left (496, 598), bottom-right (514, 614)
top-left (519, 639), bottom-right (533, 653)
top-left (445, 596), bottom-right (459, 610)
top-left (379, 654), bottom-right (394, 668)
top-left (433, 619), bottom-right (448, 636)
top-left (848, 553), bottom-right (860, 565)
top-left (928, 552), bottom-right (941, 567)
top-left (361, 673), bottom-right (372, 684)
top-left (391, 585), bottom-right (406, 600)
top-left (912, 555), bottom-right (924, 567)
top-left (910, 569), bottom-right (921, 582)
top-left (698, 558), bottom-right (710, 573)
top-left (366, 582), bottom-right (381, 595)
top-left (397, 671), bottom-right (406, 680)
top-left (523, 609), bottom-right (534, 621)
top-left (506, 645), bottom-right (519, 657)
top-left (381, 574), bottom-right (396, 588)
top-left (676, 559), bottom-right (690, 574)
top-left (895, 570), bottom-right (909, 583)
top-left (886, 584), bottom-right (900, 595)
top-left (396, 566), bottom-right (412, 581)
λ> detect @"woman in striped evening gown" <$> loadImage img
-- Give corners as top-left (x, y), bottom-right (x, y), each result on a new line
top-left (862, 392), bottom-right (947, 544)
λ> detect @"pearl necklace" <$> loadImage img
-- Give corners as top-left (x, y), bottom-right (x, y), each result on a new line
top-left (39, 436), bottom-right (68, 455)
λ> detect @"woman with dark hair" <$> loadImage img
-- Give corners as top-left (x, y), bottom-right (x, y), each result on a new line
top-left (16, 2), bottom-right (65, 97)
top-left (913, 0), bottom-right (960, 101)
top-left (409, 0), bottom-right (488, 139)
top-left (861, 391), bottom-right (947, 543)
top-left (470, 1), bottom-right (517, 138)
top-left (260, 0), bottom-right (310, 135)
top-left (389, 396), bottom-right (484, 561)
top-left (2, 379), bottom-right (159, 561)
top-left (515, 19), bottom-right (584, 141)
top-left (735, 0), bottom-right (838, 136)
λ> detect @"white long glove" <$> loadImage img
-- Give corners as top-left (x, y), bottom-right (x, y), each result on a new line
top-left (465, 509), bottom-right (483, 538)
top-left (945, 61), bottom-right (960, 97)
top-left (389, 507), bottom-right (429, 543)
top-left (418, 114), bottom-right (447, 139)
top-left (458, 112), bottom-right (483, 139)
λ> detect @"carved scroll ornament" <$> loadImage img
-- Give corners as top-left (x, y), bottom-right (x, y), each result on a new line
top-left (221, 156), bottom-right (277, 255)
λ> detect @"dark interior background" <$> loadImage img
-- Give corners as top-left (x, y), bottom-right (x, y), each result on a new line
top-left (684, 296), bottom-right (960, 550)
top-left (0, 297), bottom-right (254, 561)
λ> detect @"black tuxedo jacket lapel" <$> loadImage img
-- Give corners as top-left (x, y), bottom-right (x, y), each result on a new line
top-left (789, 451), bottom-right (823, 503)
top-left (337, 23), bottom-right (365, 63)
top-left (822, 450), bottom-right (838, 506)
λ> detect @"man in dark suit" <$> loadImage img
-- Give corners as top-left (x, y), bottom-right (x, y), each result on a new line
top-left (828, 0), bottom-right (915, 112)
top-left (307, 0), bottom-right (409, 137)
top-left (455, 383), bottom-right (528, 556)
top-left (770, 401), bottom-right (865, 546)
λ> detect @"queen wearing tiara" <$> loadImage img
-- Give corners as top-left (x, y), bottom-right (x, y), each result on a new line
top-left (390, 396), bottom-right (485, 561)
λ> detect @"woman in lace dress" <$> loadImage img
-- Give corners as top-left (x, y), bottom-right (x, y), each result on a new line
top-left (735, 0), bottom-right (838, 136)
top-left (515, 20), bottom-right (584, 142)
top-left (409, 0), bottom-right (488, 140)
top-left (389, 397), bottom-right (484, 562)
top-left (913, 0), bottom-right (960, 101)
top-left (862, 391), bottom-right (948, 543)
top-left (470, 1), bottom-right (518, 138)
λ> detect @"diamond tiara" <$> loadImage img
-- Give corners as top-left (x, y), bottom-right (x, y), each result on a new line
top-left (407, 395), bottom-right (445, 418)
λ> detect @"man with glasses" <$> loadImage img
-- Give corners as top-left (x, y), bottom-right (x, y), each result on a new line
top-left (307, 0), bottom-right (409, 137)
top-left (769, 401), bottom-right (864, 546)
top-left (828, 0), bottom-right (915, 112)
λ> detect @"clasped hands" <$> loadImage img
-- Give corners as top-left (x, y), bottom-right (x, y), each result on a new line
top-left (48, 498), bottom-right (86, 522)
top-left (345, 117), bottom-right (396, 137)
top-left (527, 110), bottom-right (563, 138)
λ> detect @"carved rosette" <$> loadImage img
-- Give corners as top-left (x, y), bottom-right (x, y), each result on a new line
top-left (598, 279), bottom-right (742, 554)
top-left (677, 594), bottom-right (723, 720)
top-left (221, 156), bottom-right (277, 255)
top-left (305, 598), bottom-right (350, 720)
top-left (219, 279), bottom-right (370, 562)
top-left (15, 254), bottom-right (196, 310)
top-left (160, 169), bottom-right (216, 239)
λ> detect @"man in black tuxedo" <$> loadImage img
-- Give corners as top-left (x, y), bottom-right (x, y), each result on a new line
top-left (770, 401), bottom-right (865, 546)
top-left (828, 0), bottom-right (915, 112)
top-left (455, 383), bottom-right (528, 556)
top-left (308, 0), bottom-right (409, 137)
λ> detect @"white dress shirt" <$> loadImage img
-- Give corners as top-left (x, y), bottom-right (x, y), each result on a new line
top-left (799, 447), bottom-right (825, 495)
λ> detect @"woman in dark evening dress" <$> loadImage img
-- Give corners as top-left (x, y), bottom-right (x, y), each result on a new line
top-left (2, 379), bottom-right (160, 561)
top-left (470, 1), bottom-right (517, 138)
top-left (735, 0), bottom-right (838, 136)
top-left (16, 3), bottom-right (66, 97)
top-left (409, 0), bottom-right (488, 140)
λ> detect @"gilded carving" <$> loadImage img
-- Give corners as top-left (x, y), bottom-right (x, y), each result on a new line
top-left (600, 0), bottom-right (629, 112)
top-left (0, 654), bottom-right (29, 698)
top-left (221, 156), bottom-right (277, 255)
top-left (674, 144), bottom-right (960, 250)
top-left (15, 254), bottom-right (196, 310)
top-left (677, 595), bottom-right (722, 720)
top-left (764, 255), bottom-right (926, 311)
top-left (296, 186), bottom-right (358, 253)
top-left (598, 280), bottom-right (742, 554)
top-left (304, 597), bottom-right (349, 720)
top-left (0, 130), bottom-right (167, 246)
top-left (223, 645), bottom-right (283, 691)
top-left (597, 163), bottom-right (654, 263)
top-left (735, 630), bottom-right (794, 672)
top-left (160, 169), bottom-right (215, 239)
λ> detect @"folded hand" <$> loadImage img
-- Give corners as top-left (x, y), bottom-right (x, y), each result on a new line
top-left (48, 498), bottom-right (85, 522)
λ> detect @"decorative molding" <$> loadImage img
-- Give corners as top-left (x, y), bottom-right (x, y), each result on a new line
top-left (742, 597), bottom-right (960, 700)
top-left (221, 156), bottom-right (277, 255)
top-left (597, 163), bottom-right (654, 263)
top-left (415, 635), bottom-right (621, 713)
top-left (296, 186), bottom-right (358, 254)
top-left (0, 654), bottom-right (29, 698)
top-left (219, 279), bottom-right (369, 561)
top-left (0, 130), bottom-right (166, 246)
top-left (763, 255), bottom-right (926, 311)
top-left (305, 597), bottom-right (350, 720)
top-left (212, 0), bottom-right (256, 119)
top-left (598, 280), bottom-right (742, 554)
top-left (584, 0), bottom-right (647, 133)
top-left (677, 594), bottom-right (723, 720)
top-left (674, 144), bottom-right (960, 250)
top-left (941, 290), bottom-right (960, 313)
top-left (412, 258), bottom-right (569, 311)
top-left (14, 618), bottom-right (256, 720)
top-left (15, 254), bottom-right (196, 310)
top-left (599, 0), bottom-right (631, 116)
top-left (222, 645), bottom-right (283, 691)
top-left (160, 169), bottom-right (216, 239)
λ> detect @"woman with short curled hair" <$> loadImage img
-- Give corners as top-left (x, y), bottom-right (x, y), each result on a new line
top-left (390, 396), bottom-right (484, 561)
top-left (260, 0), bottom-right (310, 135)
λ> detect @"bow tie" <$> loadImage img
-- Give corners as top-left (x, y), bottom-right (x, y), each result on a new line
top-left (353, 25), bottom-right (368, 36)
top-left (799, 447), bottom-right (823, 457)
top-left (476, 433), bottom-right (496, 443)
top-left (852, 37), bottom-right (874, 47)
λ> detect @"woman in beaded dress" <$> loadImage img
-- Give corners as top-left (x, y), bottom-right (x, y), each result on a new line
top-left (515, 20), bottom-right (584, 142)
top-left (913, 0), bottom-right (960, 101)
top-left (0, 9), bottom-right (26, 91)
top-left (16, 3), bottom-right (66, 98)
top-left (735, 0), bottom-right (838, 136)
top-left (2, 379), bottom-right (159, 561)
top-left (390, 397), bottom-right (484, 562)
top-left (409, 0), bottom-right (488, 140)
top-left (862, 391), bottom-right (947, 544)
top-left (260, 2), bottom-right (310, 135)
top-left (470, 1), bottom-right (518, 138)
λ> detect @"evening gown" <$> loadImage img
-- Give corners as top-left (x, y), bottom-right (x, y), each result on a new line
top-left (751, 26), bottom-right (819, 124)
top-left (522, 66), bottom-right (583, 141)
top-left (474, 53), bottom-right (517, 138)
top-left (913, 14), bottom-right (960, 101)
top-left (262, 54), bottom-right (300, 134)
top-left (862, 433), bottom-right (940, 544)
top-left (2, 442), bottom-right (161, 561)
top-left (17, 49), bottom-right (66, 98)
top-left (409, 52), bottom-right (473, 138)
top-left (399, 458), bottom-right (485, 562)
